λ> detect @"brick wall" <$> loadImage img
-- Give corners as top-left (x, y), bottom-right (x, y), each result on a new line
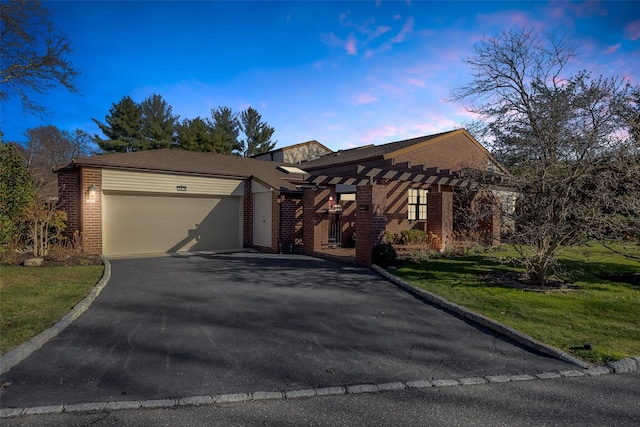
top-left (427, 190), bottom-right (453, 250)
top-left (80, 167), bottom-right (102, 254)
top-left (57, 168), bottom-right (80, 239)
top-left (393, 132), bottom-right (489, 172)
top-left (303, 188), bottom-right (332, 254)
top-left (355, 183), bottom-right (387, 265)
top-left (280, 196), bottom-right (302, 252)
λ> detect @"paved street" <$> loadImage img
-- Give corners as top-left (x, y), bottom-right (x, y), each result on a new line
top-left (3, 374), bottom-right (639, 426)
top-left (2, 252), bottom-right (573, 409)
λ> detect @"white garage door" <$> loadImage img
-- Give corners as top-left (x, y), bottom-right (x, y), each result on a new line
top-left (103, 193), bottom-right (241, 256)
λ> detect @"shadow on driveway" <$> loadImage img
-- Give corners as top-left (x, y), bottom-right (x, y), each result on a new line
top-left (0, 252), bottom-right (574, 408)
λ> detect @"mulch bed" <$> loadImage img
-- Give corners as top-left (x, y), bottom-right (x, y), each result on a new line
top-left (484, 271), bottom-right (579, 293)
top-left (2, 252), bottom-right (103, 267)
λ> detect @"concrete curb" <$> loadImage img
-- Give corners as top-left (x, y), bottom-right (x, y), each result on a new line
top-left (3, 366), bottom-right (638, 418)
top-left (372, 265), bottom-right (592, 369)
top-left (0, 256), bottom-right (112, 376)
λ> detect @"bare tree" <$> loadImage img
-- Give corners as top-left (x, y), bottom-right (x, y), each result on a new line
top-left (452, 27), bottom-right (639, 285)
top-left (21, 125), bottom-right (91, 197)
top-left (0, 0), bottom-right (80, 114)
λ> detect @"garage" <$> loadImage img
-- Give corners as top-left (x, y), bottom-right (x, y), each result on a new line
top-left (103, 193), bottom-right (242, 256)
top-left (101, 168), bottom-right (244, 256)
top-left (55, 149), bottom-right (304, 256)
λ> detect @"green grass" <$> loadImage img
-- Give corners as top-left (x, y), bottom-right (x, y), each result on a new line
top-left (0, 265), bottom-right (104, 355)
top-left (394, 243), bottom-right (640, 364)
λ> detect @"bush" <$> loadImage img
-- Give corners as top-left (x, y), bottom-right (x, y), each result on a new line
top-left (400, 229), bottom-right (427, 244)
top-left (372, 242), bottom-right (397, 267)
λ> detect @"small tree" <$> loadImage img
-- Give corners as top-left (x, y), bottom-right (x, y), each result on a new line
top-left (21, 125), bottom-right (92, 197)
top-left (452, 27), bottom-right (639, 285)
top-left (23, 197), bottom-right (66, 257)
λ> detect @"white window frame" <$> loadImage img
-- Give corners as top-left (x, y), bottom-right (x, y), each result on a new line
top-left (408, 188), bottom-right (428, 221)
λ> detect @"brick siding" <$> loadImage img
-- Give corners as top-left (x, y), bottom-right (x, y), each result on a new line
top-left (79, 167), bottom-right (102, 254)
top-left (57, 168), bottom-right (80, 239)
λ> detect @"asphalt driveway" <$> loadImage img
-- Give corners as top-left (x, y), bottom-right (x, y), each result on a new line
top-left (0, 252), bottom-right (575, 408)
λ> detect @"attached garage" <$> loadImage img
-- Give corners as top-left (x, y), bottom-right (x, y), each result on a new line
top-left (56, 149), bottom-right (305, 256)
top-left (101, 169), bottom-right (244, 257)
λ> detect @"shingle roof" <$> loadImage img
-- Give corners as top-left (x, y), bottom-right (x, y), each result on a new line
top-left (65, 149), bottom-right (305, 191)
top-left (300, 130), bottom-right (456, 169)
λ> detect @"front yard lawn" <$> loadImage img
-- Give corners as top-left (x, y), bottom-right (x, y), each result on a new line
top-left (393, 243), bottom-right (640, 364)
top-left (0, 265), bottom-right (104, 355)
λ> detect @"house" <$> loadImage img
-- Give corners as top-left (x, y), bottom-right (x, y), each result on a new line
top-left (253, 140), bottom-right (332, 163)
top-left (56, 129), bottom-right (506, 263)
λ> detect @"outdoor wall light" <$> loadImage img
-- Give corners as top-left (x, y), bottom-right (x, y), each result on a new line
top-left (86, 184), bottom-right (97, 203)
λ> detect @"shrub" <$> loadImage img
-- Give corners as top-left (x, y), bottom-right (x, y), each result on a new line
top-left (400, 229), bottom-right (427, 244)
top-left (372, 242), bottom-right (397, 267)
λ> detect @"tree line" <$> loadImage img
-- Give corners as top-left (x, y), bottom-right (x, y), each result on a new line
top-left (93, 94), bottom-right (276, 157)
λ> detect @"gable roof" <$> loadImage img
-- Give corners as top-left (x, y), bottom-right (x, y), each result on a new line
top-left (257, 140), bottom-right (332, 156)
top-left (299, 130), bottom-right (455, 169)
top-left (300, 129), bottom-right (508, 174)
top-left (60, 149), bottom-right (306, 191)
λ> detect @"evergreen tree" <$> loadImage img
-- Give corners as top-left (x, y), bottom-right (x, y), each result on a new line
top-left (176, 117), bottom-right (215, 152)
top-left (240, 107), bottom-right (276, 157)
top-left (0, 144), bottom-right (35, 246)
top-left (139, 93), bottom-right (178, 150)
top-left (208, 107), bottom-right (241, 154)
top-left (92, 96), bottom-right (143, 153)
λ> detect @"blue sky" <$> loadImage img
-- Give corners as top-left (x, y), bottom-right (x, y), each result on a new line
top-left (2, 0), bottom-right (639, 151)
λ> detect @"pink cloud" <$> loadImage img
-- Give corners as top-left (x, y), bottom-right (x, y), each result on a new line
top-left (379, 83), bottom-right (405, 96)
top-left (550, 1), bottom-right (608, 19)
top-left (345, 34), bottom-right (357, 55)
top-left (321, 32), bottom-right (342, 47)
top-left (407, 78), bottom-right (426, 87)
top-left (376, 16), bottom-right (414, 54)
top-left (604, 43), bottom-right (621, 54)
top-left (389, 16), bottom-right (414, 44)
top-left (393, 14), bottom-right (401, 20)
top-left (352, 93), bottom-right (378, 105)
top-left (360, 125), bottom-right (404, 143)
top-left (477, 11), bottom-right (540, 29)
top-left (625, 20), bottom-right (640, 40)
top-left (321, 32), bottom-right (357, 55)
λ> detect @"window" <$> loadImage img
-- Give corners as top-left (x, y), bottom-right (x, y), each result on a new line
top-left (408, 188), bottom-right (428, 221)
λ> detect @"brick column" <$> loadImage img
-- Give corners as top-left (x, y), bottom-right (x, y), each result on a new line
top-left (427, 190), bottom-right (453, 251)
top-left (303, 188), bottom-right (331, 255)
top-left (80, 167), bottom-right (102, 254)
top-left (280, 196), bottom-right (302, 252)
top-left (355, 183), bottom-right (387, 265)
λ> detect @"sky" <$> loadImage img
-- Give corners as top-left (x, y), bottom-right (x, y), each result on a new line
top-left (2, 0), bottom-right (639, 152)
